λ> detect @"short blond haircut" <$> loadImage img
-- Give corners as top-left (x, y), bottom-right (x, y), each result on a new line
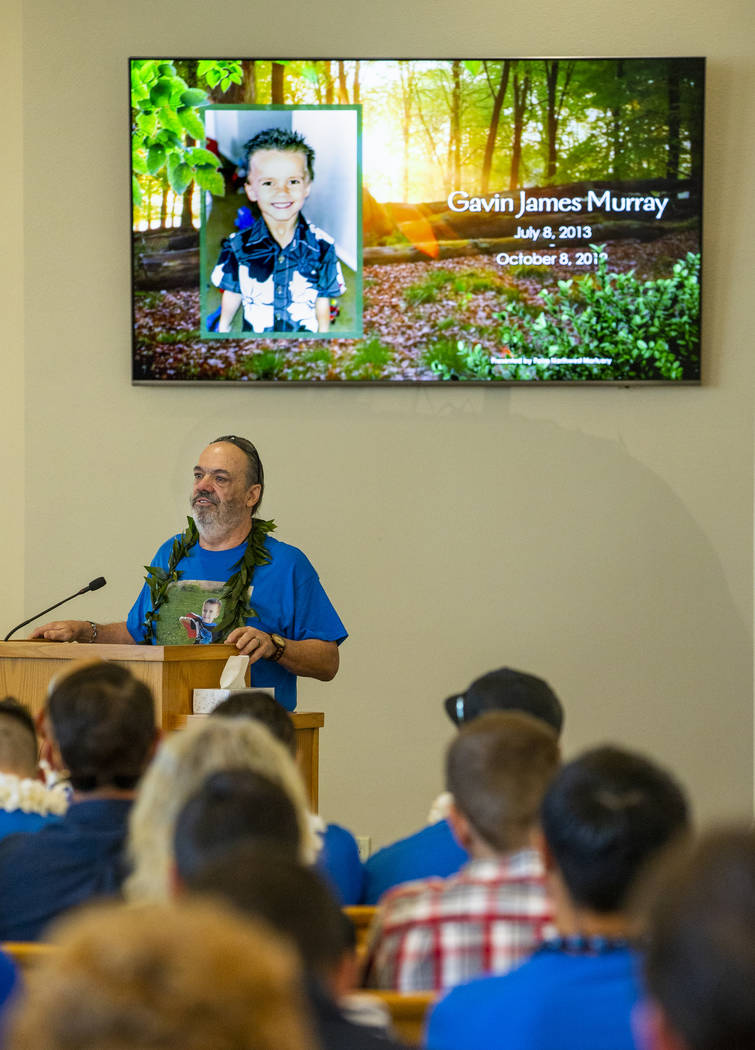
top-left (125, 717), bottom-right (317, 903)
top-left (8, 897), bottom-right (318, 1050)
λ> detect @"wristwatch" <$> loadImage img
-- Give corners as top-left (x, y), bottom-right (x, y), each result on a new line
top-left (269, 633), bottom-right (286, 662)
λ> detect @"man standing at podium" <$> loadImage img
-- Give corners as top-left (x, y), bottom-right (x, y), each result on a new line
top-left (31, 435), bottom-right (347, 710)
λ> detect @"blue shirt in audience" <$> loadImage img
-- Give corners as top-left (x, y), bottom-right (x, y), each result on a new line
top-left (0, 798), bottom-right (133, 941)
top-left (0, 810), bottom-right (62, 841)
top-left (0, 949), bottom-right (19, 1035)
top-left (318, 823), bottom-right (365, 905)
top-left (362, 819), bottom-right (468, 905)
top-left (425, 943), bottom-right (641, 1050)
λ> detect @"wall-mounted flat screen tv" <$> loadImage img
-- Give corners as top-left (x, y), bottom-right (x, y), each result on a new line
top-left (130, 57), bottom-right (704, 384)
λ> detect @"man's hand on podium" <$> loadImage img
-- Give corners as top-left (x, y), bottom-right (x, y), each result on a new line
top-left (30, 620), bottom-right (136, 645)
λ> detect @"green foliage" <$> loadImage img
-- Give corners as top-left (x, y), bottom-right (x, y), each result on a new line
top-left (243, 350), bottom-right (287, 380)
top-left (131, 59), bottom-right (243, 205)
top-left (494, 249), bottom-right (701, 381)
top-left (457, 274), bottom-right (496, 294)
top-left (343, 338), bottom-right (393, 380)
top-left (404, 273), bottom-right (448, 305)
top-left (509, 263), bottom-right (551, 280)
top-left (404, 274), bottom-right (448, 305)
top-left (130, 58), bottom-right (703, 203)
top-left (135, 291), bottom-right (164, 310)
top-left (404, 268), bottom-right (519, 309)
top-left (196, 60), bottom-right (245, 91)
top-left (155, 329), bottom-right (201, 344)
top-left (421, 251), bottom-right (701, 382)
top-left (425, 339), bottom-right (510, 381)
top-left (287, 345), bottom-right (334, 381)
top-left (422, 337), bottom-right (470, 376)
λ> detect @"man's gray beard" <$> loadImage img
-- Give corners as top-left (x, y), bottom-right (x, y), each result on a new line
top-left (191, 498), bottom-right (249, 543)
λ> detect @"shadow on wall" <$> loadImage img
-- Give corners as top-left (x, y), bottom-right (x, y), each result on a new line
top-left (312, 395), bottom-right (752, 841)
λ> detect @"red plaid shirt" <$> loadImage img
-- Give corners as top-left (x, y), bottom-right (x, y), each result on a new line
top-left (363, 849), bottom-right (552, 992)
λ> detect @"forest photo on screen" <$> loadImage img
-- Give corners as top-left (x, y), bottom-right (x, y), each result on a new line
top-left (131, 58), bottom-right (703, 384)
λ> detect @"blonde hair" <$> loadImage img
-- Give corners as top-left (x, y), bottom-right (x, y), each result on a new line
top-left (125, 717), bottom-right (316, 902)
top-left (8, 897), bottom-right (318, 1050)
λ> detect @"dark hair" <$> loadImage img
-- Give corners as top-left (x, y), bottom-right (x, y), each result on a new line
top-left (541, 745), bottom-right (690, 913)
top-left (210, 691), bottom-right (295, 757)
top-left (0, 697), bottom-right (37, 774)
top-left (211, 435), bottom-right (264, 514)
top-left (191, 844), bottom-right (347, 976)
top-left (643, 827), bottom-right (755, 1050)
top-left (47, 663), bottom-right (156, 791)
top-left (243, 128), bottom-right (315, 181)
top-left (446, 711), bottom-right (560, 852)
top-left (444, 667), bottom-right (564, 734)
top-left (175, 768), bottom-right (301, 885)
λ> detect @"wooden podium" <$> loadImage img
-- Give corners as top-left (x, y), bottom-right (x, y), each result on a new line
top-left (0, 641), bottom-right (324, 810)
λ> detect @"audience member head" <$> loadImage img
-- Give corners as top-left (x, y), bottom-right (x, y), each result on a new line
top-left (212, 691), bottom-right (296, 756)
top-left (174, 768), bottom-right (301, 887)
top-left (444, 667), bottom-right (564, 734)
top-left (445, 710), bottom-right (560, 856)
top-left (125, 716), bottom-right (316, 903)
top-left (191, 843), bottom-right (350, 992)
top-left (0, 697), bottom-right (38, 778)
top-left (45, 662), bottom-right (156, 792)
top-left (8, 897), bottom-right (314, 1050)
top-left (640, 827), bottom-right (755, 1050)
top-left (540, 745), bottom-right (690, 921)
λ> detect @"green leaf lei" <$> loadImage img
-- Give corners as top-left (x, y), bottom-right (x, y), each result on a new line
top-left (142, 516), bottom-right (276, 644)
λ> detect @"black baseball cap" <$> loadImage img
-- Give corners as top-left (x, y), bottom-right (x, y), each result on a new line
top-left (444, 667), bottom-right (564, 734)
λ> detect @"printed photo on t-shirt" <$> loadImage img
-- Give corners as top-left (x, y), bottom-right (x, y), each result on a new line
top-left (154, 579), bottom-right (251, 645)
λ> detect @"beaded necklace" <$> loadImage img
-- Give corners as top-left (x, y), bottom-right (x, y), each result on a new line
top-left (540, 934), bottom-right (631, 955)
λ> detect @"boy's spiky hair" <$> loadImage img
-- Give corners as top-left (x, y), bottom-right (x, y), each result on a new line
top-left (244, 128), bottom-right (315, 181)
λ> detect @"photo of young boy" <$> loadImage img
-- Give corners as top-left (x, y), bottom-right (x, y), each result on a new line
top-left (179, 597), bottom-right (221, 644)
top-left (209, 127), bottom-right (348, 335)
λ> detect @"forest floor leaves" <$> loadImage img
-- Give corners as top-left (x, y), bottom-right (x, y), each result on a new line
top-left (133, 231), bottom-right (698, 382)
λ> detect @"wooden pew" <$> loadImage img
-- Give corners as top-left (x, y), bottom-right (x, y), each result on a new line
top-left (343, 905), bottom-right (376, 955)
top-left (2, 942), bottom-right (57, 971)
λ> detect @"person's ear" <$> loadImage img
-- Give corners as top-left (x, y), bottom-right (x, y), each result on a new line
top-left (532, 826), bottom-right (554, 872)
top-left (447, 802), bottom-right (476, 852)
top-left (246, 483), bottom-right (262, 510)
top-left (40, 711), bottom-right (64, 772)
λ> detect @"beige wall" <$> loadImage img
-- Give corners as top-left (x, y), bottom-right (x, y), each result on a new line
top-left (2, 0), bottom-right (24, 632)
top-left (12, 0), bottom-right (754, 847)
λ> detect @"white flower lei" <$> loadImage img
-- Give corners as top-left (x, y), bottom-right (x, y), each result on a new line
top-left (0, 772), bottom-right (69, 817)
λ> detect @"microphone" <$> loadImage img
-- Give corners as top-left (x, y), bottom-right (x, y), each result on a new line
top-left (4, 577), bottom-right (108, 642)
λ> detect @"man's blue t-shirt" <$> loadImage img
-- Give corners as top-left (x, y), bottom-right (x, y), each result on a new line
top-left (126, 533), bottom-right (347, 711)
top-left (425, 945), bottom-right (642, 1050)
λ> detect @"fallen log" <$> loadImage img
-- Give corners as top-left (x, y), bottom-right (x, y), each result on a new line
top-left (134, 248), bottom-right (200, 290)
